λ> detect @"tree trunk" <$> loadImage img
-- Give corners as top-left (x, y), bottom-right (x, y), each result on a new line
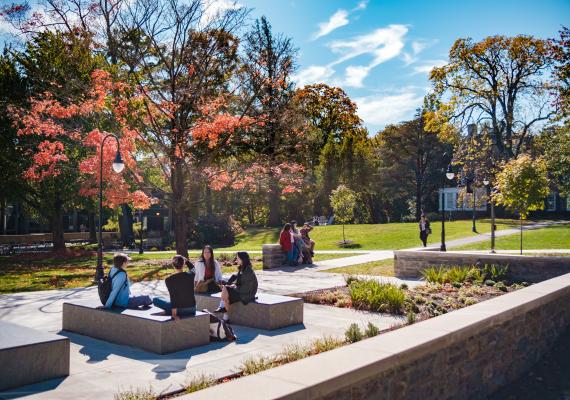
top-left (88, 211), bottom-right (97, 243)
top-left (171, 161), bottom-right (188, 257)
top-left (119, 204), bottom-right (134, 248)
top-left (342, 224), bottom-right (346, 244)
top-left (51, 197), bottom-right (65, 252)
top-left (205, 186), bottom-right (213, 216)
top-left (0, 200), bottom-right (5, 235)
top-left (415, 182), bottom-right (423, 221)
top-left (268, 177), bottom-right (281, 226)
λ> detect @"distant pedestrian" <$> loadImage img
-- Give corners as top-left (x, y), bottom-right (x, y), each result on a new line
top-left (419, 214), bottom-right (431, 247)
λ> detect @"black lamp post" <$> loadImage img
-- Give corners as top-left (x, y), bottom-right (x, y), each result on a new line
top-left (483, 177), bottom-right (496, 253)
top-left (441, 165), bottom-right (455, 252)
top-left (95, 134), bottom-right (124, 281)
top-left (138, 209), bottom-right (144, 255)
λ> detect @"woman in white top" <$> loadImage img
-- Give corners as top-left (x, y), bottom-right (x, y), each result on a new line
top-left (194, 245), bottom-right (223, 293)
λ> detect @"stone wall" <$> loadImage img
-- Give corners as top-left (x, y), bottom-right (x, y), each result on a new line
top-left (394, 250), bottom-right (570, 282)
top-left (263, 244), bottom-right (284, 270)
top-left (180, 273), bottom-right (570, 400)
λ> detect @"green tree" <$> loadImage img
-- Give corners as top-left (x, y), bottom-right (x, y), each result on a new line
top-left (552, 26), bottom-right (570, 120)
top-left (536, 123), bottom-right (570, 195)
top-left (493, 155), bottom-right (549, 254)
top-left (427, 35), bottom-right (555, 159)
top-left (330, 185), bottom-right (357, 245)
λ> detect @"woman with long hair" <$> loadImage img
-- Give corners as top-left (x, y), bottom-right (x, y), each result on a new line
top-left (194, 245), bottom-right (223, 293)
top-left (215, 251), bottom-right (258, 322)
top-left (279, 223), bottom-right (298, 266)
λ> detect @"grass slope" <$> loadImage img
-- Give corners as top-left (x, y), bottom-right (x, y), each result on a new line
top-left (221, 219), bottom-right (524, 251)
top-left (451, 224), bottom-right (570, 251)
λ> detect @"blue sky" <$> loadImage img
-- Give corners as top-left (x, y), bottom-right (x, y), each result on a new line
top-left (2, 0), bottom-right (569, 133)
top-left (242, 0), bottom-right (569, 133)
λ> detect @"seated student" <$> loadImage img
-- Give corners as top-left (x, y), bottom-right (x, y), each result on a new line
top-left (300, 223), bottom-right (315, 256)
top-left (215, 252), bottom-right (258, 322)
top-left (104, 253), bottom-right (152, 309)
top-left (194, 245), bottom-right (223, 293)
top-left (279, 223), bottom-right (296, 266)
top-left (153, 255), bottom-right (196, 318)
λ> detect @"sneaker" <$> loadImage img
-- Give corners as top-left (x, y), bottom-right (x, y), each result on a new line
top-left (215, 307), bottom-right (227, 313)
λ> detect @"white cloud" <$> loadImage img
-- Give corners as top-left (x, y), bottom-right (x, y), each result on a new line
top-left (343, 65), bottom-right (370, 88)
top-left (314, 9), bottom-right (349, 39)
top-left (355, 91), bottom-right (424, 128)
top-left (354, 1), bottom-right (368, 11)
top-left (329, 24), bottom-right (408, 66)
top-left (412, 40), bottom-right (428, 55)
top-left (412, 59), bottom-right (447, 75)
top-left (200, 0), bottom-right (244, 26)
top-left (292, 65), bottom-right (335, 87)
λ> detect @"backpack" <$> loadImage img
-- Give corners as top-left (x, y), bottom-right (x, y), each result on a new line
top-left (98, 268), bottom-right (126, 306)
top-left (203, 310), bottom-right (237, 342)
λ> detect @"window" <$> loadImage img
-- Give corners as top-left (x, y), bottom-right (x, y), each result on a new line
top-left (546, 193), bottom-right (556, 212)
top-left (446, 192), bottom-right (456, 210)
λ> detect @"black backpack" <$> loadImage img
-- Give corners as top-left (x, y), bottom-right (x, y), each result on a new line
top-left (98, 268), bottom-right (126, 306)
top-left (203, 310), bottom-right (237, 342)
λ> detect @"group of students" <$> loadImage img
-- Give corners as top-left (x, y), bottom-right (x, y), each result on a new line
top-left (103, 247), bottom-right (258, 323)
top-left (279, 221), bottom-right (316, 266)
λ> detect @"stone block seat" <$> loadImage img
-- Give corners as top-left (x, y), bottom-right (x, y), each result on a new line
top-left (0, 321), bottom-right (70, 391)
top-left (62, 299), bottom-right (209, 354)
top-left (195, 292), bottom-right (303, 330)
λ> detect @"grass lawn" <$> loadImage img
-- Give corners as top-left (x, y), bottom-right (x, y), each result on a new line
top-left (324, 258), bottom-right (395, 277)
top-left (451, 224), bottom-right (570, 251)
top-left (220, 218), bottom-right (526, 251)
top-left (0, 251), bottom-right (356, 294)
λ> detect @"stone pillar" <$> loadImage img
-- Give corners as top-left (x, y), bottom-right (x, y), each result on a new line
top-left (262, 244), bottom-right (285, 270)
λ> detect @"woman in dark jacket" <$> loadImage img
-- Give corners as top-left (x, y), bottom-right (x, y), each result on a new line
top-left (419, 214), bottom-right (431, 247)
top-left (215, 251), bottom-right (258, 322)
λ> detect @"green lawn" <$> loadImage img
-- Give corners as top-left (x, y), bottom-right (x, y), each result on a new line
top-left (324, 258), bottom-right (395, 277)
top-left (0, 251), bottom-right (356, 294)
top-left (220, 219), bottom-right (524, 251)
top-left (451, 224), bottom-right (570, 251)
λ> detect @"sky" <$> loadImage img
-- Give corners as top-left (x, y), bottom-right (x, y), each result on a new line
top-left (1, 0), bottom-right (569, 133)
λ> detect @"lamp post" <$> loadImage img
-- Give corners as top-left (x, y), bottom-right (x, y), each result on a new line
top-left (483, 178), bottom-right (496, 253)
top-left (95, 134), bottom-right (125, 281)
top-left (441, 165), bottom-right (455, 252)
top-left (138, 210), bottom-right (144, 255)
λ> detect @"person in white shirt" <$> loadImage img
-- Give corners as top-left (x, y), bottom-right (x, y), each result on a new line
top-left (194, 245), bottom-right (223, 293)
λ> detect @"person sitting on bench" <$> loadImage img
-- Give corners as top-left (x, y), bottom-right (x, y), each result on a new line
top-left (153, 255), bottom-right (197, 318)
top-left (105, 253), bottom-right (152, 309)
top-left (215, 251), bottom-right (258, 322)
top-left (194, 245), bottom-right (223, 293)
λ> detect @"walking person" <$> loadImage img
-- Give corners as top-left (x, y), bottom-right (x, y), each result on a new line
top-left (215, 252), bottom-right (258, 322)
top-left (153, 255), bottom-right (196, 318)
top-left (194, 245), bottom-right (223, 293)
top-left (419, 214), bottom-right (431, 247)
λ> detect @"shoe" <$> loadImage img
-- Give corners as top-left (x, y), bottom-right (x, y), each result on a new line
top-left (215, 307), bottom-right (227, 313)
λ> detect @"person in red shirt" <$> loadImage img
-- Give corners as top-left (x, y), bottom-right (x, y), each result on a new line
top-left (279, 223), bottom-right (297, 266)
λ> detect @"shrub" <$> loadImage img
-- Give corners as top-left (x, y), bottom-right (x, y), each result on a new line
top-left (344, 275), bottom-right (359, 286)
top-left (423, 265), bottom-right (487, 285)
top-left (311, 336), bottom-right (345, 353)
top-left (494, 281), bottom-right (508, 292)
top-left (422, 266), bottom-right (446, 283)
top-left (185, 374), bottom-right (216, 394)
top-left (482, 264), bottom-right (509, 281)
top-left (400, 283), bottom-right (408, 290)
top-left (464, 298), bottom-right (477, 306)
top-left (240, 355), bottom-right (275, 376)
top-left (188, 215), bottom-right (242, 248)
top-left (345, 323), bottom-right (363, 343)
top-left (348, 279), bottom-right (405, 314)
top-left (484, 279), bottom-right (496, 286)
top-left (364, 322), bottom-right (380, 337)
top-left (279, 344), bottom-right (310, 363)
top-left (114, 388), bottom-right (155, 400)
top-left (407, 311), bottom-right (416, 325)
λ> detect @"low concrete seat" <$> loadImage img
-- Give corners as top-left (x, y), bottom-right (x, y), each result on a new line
top-left (196, 292), bottom-right (303, 330)
top-left (62, 299), bottom-right (209, 354)
top-left (0, 321), bottom-right (69, 391)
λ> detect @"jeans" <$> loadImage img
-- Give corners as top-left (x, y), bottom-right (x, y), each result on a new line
top-left (127, 295), bottom-right (152, 309)
top-left (153, 297), bottom-right (196, 316)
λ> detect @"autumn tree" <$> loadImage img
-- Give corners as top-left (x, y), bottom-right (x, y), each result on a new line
top-left (493, 155), bottom-right (549, 254)
top-left (427, 35), bottom-right (555, 160)
top-left (240, 16), bottom-right (303, 226)
top-left (552, 26), bottom-right (570, 119)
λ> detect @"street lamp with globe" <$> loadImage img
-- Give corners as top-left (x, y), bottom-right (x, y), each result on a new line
top-left (441, 165), bottom-right (455, 252)
top-left (95, 134), bottom-right (124, 281)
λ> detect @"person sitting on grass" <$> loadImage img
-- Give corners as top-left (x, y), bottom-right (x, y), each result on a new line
top-left (104, 253), bottom-right (152, 309)
top-left (215, 251), bottom-right (258, 322)
top-left (153, 255), bottom-right (196, 319)
top-left (194, 245), bottom-right (223, 293)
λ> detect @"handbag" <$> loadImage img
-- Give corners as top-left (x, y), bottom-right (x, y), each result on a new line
top-left (195, 279), bottom-right (211, 293)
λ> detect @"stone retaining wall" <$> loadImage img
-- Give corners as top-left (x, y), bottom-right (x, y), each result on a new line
top-left (180, 273), bottom-right (570, 400)
top-left (394, 250), bottom-right (570, 282)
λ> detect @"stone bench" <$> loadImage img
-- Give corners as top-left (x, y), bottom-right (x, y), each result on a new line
top-left (196, 292), bottom-right (303, 330)
top-left (0, 321), bottom-right (70, 391)
top-left (262, 243), bottom-right (285, 270)
top-left (62, 299), bottom-right (209, 354)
